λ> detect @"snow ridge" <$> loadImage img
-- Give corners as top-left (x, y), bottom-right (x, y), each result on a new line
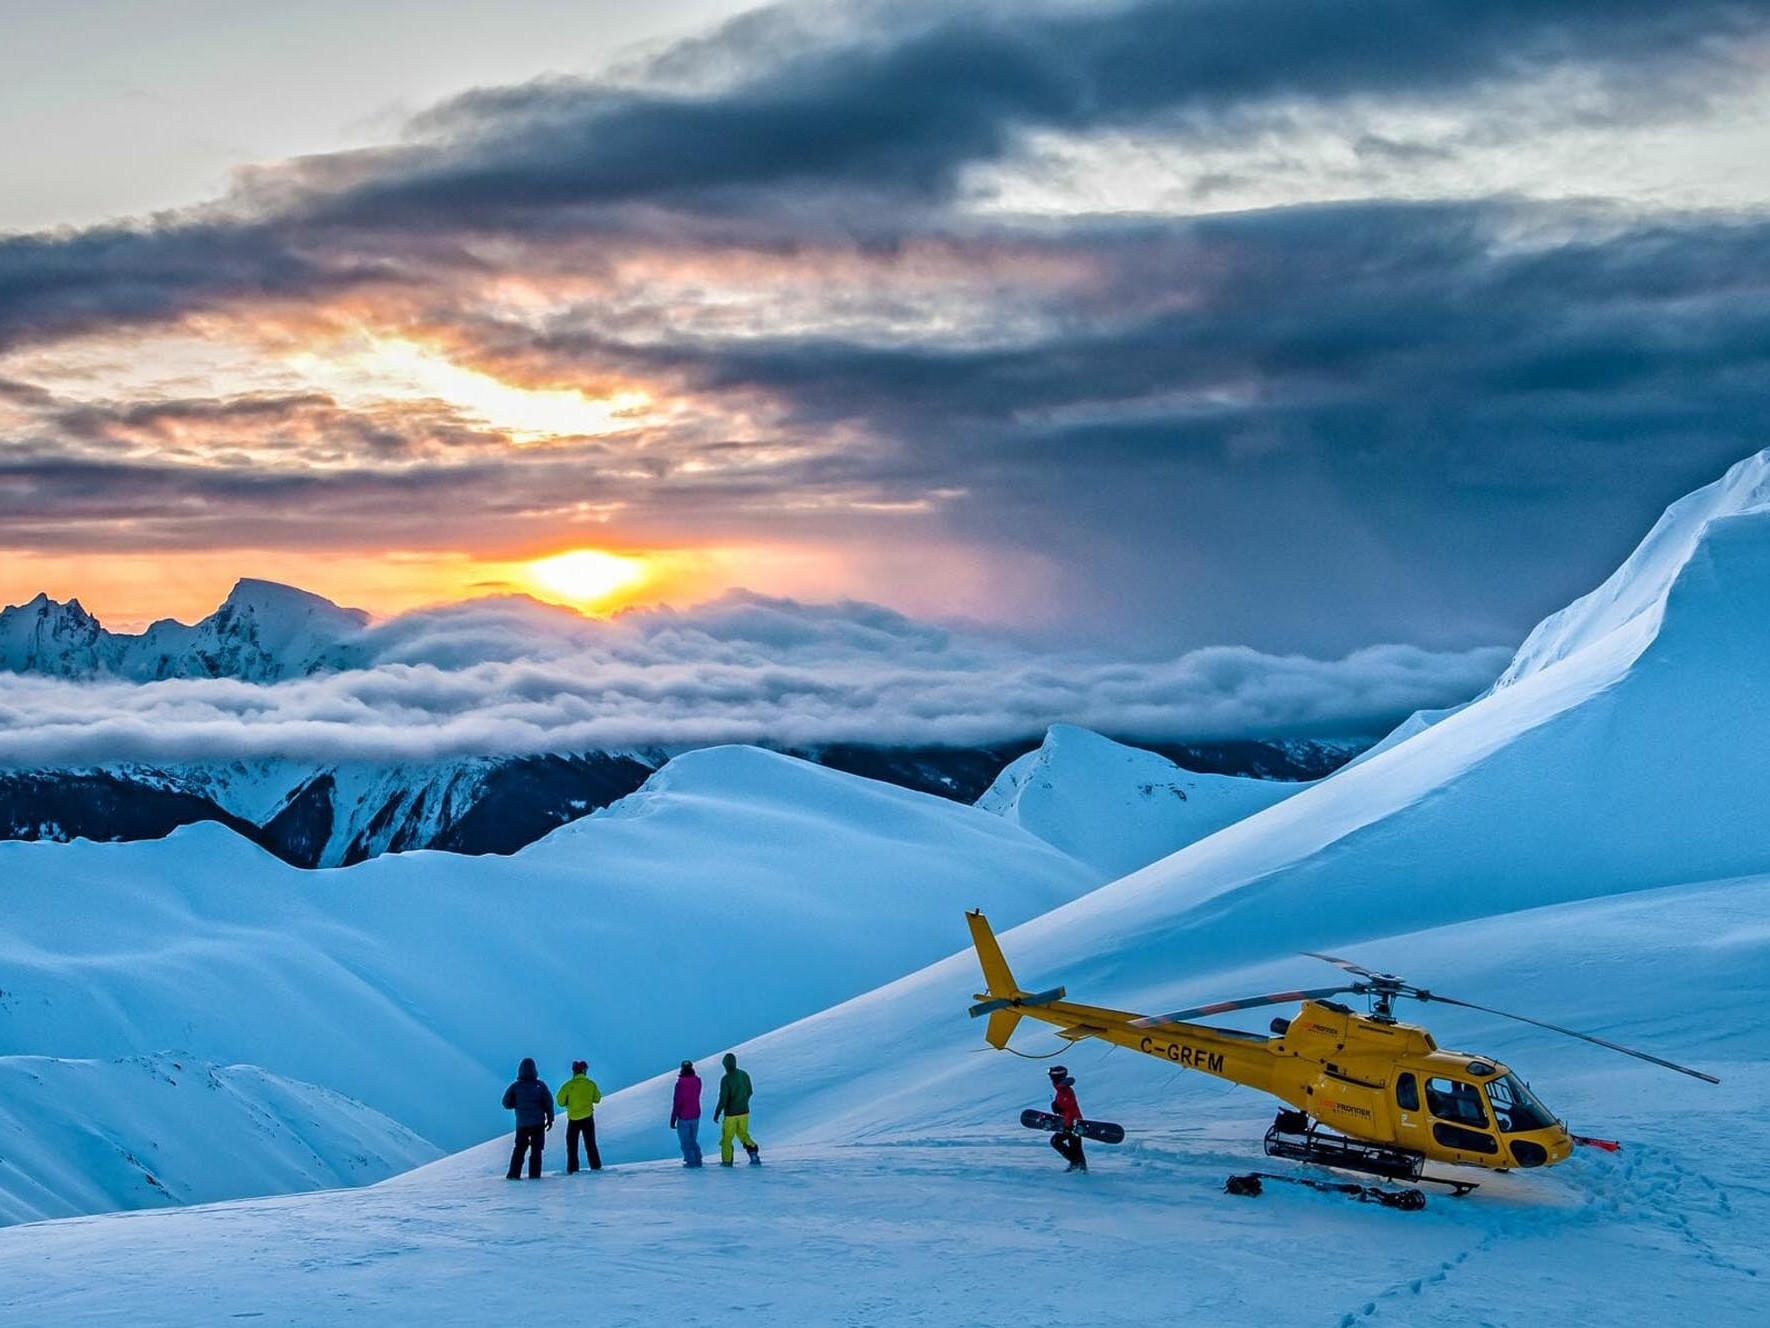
top-left (1494, 448), bottom-right (1770, 689)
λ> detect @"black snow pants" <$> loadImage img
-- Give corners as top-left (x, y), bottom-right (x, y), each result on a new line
top-left (566, 1116), bottom-right (602, 1173)
top-left (508, 1125), bottom-right (546, 1179)
top-left (1051, 1128), bottom-right (1087, 1170)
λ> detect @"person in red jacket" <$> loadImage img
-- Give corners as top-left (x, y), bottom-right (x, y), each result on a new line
top-left (1048, 1065), bottom-right (1086, 1172)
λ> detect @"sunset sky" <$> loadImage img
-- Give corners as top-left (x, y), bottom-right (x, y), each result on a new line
top-left (3, 0), bottom-right (1767, 648)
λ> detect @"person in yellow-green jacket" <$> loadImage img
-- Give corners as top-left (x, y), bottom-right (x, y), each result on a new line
top-left (557, 1060), bottom-right (603, 1173)
top-left (713, 1051), bottom-right (760, 1166)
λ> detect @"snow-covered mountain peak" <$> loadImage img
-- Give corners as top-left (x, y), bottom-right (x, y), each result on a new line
top-left (217, 578), bottom-right (366, 625)
top-left (184, 578), bottom-right (370, 678)
top-left (976, 725), bottom-right (1301, 878)
top-left (1036, 722), bottom-right (1118, 758)
top-left (0, 579), bottom-right (371, 682)
top-left (1494, 447), bottom-right (1770, 690)
top-left (0, 591), bottom-right (108, 675)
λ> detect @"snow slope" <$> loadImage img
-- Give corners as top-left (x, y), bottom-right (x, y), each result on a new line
top-left (1, 873), bottom-right (1760, 1326)
top-left (977, 724), bottom-right (1302, 876)
top-left (0, 1054), bottom-right (437, 1227)
top-left (0, 746), bottom-right (1098, 1218)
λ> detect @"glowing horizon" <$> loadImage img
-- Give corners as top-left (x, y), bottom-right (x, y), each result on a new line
top-left (0, 536), bottom-right (1050, 635)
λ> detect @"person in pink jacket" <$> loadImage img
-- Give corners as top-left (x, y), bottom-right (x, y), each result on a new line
top-left (670, 1060), bottom-right (704, 1167)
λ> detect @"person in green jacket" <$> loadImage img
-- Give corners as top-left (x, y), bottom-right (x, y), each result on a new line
top-left (713, 1051), bottom-right (760, 1167)
top-left (557, 1059), bottom-right (603, 1173)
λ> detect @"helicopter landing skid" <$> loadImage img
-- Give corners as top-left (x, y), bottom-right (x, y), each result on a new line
top-left (1226, 1171), bottom-right (1427, 1211)
top-left (1416, 1174), bottom-right (1481, 1197)
top-left (1262, 1112), bottom-right (1478, 1196)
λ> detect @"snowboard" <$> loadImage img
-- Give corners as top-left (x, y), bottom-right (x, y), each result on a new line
top-left (1020, 1109), bottom-right (1125, 1144)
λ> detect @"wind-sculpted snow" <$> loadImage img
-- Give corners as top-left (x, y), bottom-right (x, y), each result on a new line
top-left (1493, 448), bottom-right (1770, 689)
top-left (0, 1054), bottom-right (438, 1226)
top-left (0, 586), bottom-right (1503, 766)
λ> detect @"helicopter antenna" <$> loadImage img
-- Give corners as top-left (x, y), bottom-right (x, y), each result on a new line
top-left (1302, 953), bottom-right (1720, 1083)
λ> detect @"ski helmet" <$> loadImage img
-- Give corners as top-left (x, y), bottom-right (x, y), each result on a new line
top-left (1048, 1065), bottom-right (1068, 1080)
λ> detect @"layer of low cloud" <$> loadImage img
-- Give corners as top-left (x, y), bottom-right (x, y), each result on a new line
top-left (0, 593), bottom-right (1508, 766)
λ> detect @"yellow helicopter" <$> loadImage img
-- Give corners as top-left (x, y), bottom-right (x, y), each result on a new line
top-left (966, 911), bottom-right (1717, 1192)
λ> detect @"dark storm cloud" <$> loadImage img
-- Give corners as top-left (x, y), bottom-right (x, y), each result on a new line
top-left (2, 0), bottom-right (1764, 346)
top-left (2, 0), bottom-right (1768, 655)
top-left (322, 0), bottom-right (1761, 223)
top-left (509, 203), bottom-right (1769, 646)
top-left (32, 387), bottom-right (536, 462)
top-left (0, 417), bottom-right (903, 552)
top-left (7, 199), bottom-right (1768, 645)
top-left (595, 204), bottom-right (1770, 427)
top-left (0, 219), bottom-right (401, 351)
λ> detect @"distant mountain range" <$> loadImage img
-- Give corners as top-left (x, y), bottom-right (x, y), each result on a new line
top-left (0, 579), bottom-right (1369, 865)
top-left (0, 735), bottom-right (1362, 868)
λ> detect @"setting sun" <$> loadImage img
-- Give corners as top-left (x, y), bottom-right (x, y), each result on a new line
top-left (524, 548), bottom-right (648, 609)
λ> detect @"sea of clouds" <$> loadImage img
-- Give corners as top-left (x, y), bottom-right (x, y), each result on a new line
top-left (0, 592), bottom-right (1510, 766)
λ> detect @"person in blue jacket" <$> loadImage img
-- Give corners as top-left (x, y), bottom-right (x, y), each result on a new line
top-left (502, 1057), bottom-right (555, 1179)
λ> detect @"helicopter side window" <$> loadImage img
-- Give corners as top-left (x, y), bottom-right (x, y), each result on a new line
top-left (1424, 1076), bottom-right (1489, 1128)
top-left (1432, 1122), bottom-right (1499, 1154)
top-left (1486, 1072), bottom-right (1556, 1133)
top-left (1395, 1072), bottom-right (1420, 1112)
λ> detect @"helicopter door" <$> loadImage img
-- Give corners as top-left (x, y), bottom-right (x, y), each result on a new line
top-left (1391, 1071), bottom-right (1432, 1152)
top-left (1424, 1076), bottom-right (1500, 1156)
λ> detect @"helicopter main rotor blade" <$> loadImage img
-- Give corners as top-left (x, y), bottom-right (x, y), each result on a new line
top-left (1301, 951), bottom-right (1384, 981)
top-left (1130, 986), bottom-right (1361, 1029)
top-left (1423, 994), bottom-right (1720, 1084)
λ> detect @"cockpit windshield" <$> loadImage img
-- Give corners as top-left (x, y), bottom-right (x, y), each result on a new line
top-left (1485, 1072), bottom-right (1556, 1133)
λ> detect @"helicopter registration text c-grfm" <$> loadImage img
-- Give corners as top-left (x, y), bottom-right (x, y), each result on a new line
top-left (964, 910), bottom-right (1717, 1186)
